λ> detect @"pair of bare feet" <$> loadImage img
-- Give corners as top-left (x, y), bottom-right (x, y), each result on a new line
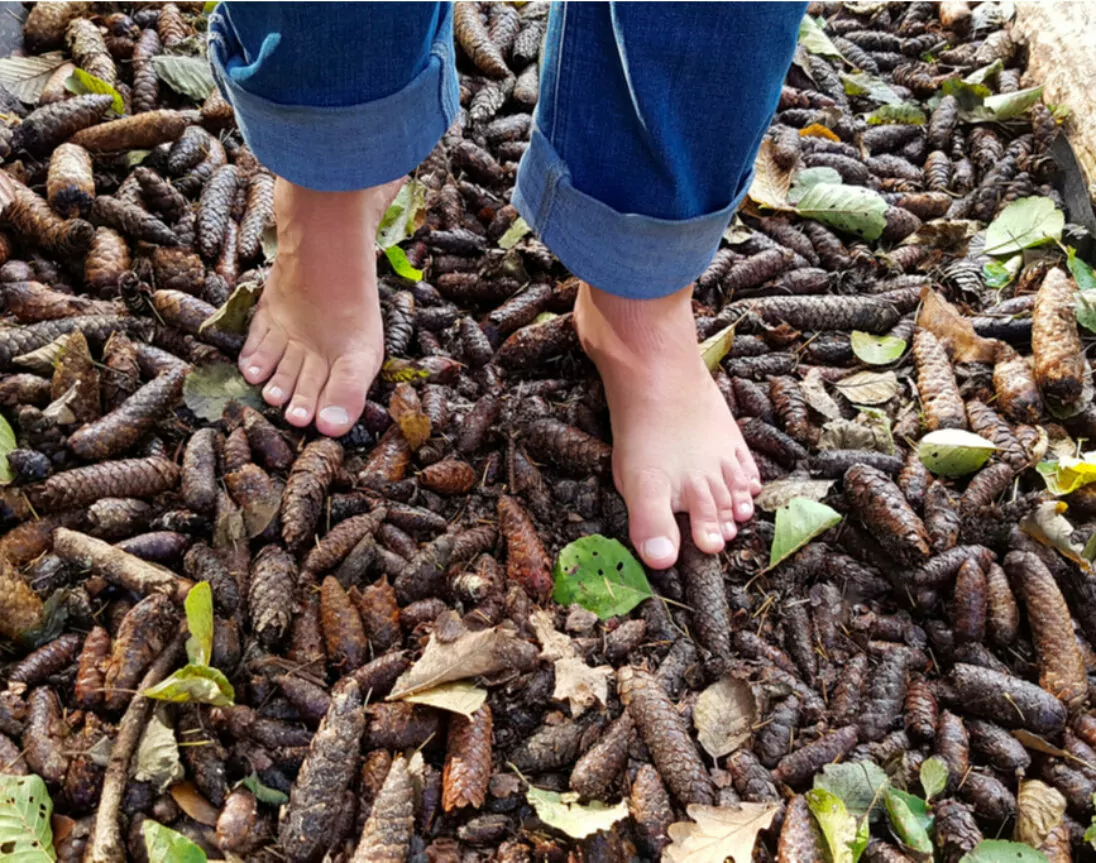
top-left (239, 178), bottom-right (760, 569)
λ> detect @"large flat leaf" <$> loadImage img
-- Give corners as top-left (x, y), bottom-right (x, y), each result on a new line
top-left (769, 498), bottom-right (842, 569)
top-left (833, 370), bottom-right (899, 405)
top-left (975, 86), bottom-right (1044, 121)
top-left (958, 841), bottom-right (1049, 863)
top-left (664, 803), bottom-right (781, 863)
top-left (525, 787), bottom-right (628, 839)
top-left (143, 664), bottom-right (235, 706)
top-left (1068, 247), bottom-right (1096, 291)
top-left (152, 56), bottom-right (215, 102)
top-left (400, 681), bottom-right (488, 718)
top-left (919, 756), bottom-right (948, 801)
top-left (694, 677), bottom-right (756, 759)
top-left (0, 53), bottom-right (67, 103)
top-left (814, 761), bottom-right (890, 820)
top-left (840, 71), bottom-right (900, 104)
top-left (142, 820), bottom-right (207, 863)
top-left (919, 429), bottom-right (996, 477)
top-left (984, 197), bottom-right (1064, 256)
top-left (795, 183), bottom-right (888, 241)
top-left (788, 167), bottom-right (842, 206)
top-left (798, 15), bottom-right (842, 58)
top-left (747, 139), bottom-right (796, 211)
top-left (182, 363), bottom-right (263, 422)
top-left (884, 789), bottom-right (932, 856)
top-left (807, 788), bottom-right (868, 863)
top-left (552, 535), bottom-right (653, 620)
top-left (850, 331), bottom-right (906, 365)
top-left (65, 69), bottom-right (124, 115)
top-left (0, 774), bottom-right (55, 862)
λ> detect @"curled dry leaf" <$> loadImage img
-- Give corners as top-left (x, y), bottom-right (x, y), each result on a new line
top-left (917, 286), bottom-right (1000, 363)
top-left (693, 676), bottom-right (758, 759)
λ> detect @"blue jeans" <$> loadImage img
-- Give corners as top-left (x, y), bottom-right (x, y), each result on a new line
top-left (209, 2), bottom-right (805, 299)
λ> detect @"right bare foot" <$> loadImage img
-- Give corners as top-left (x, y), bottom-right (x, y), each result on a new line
top-left (238, 176), bottom-right (403, 437)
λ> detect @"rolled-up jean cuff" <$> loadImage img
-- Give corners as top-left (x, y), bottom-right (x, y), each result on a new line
top-left (207, 12), bottom-right (459, 192)
top-left (513, 128), bottom-right (749, 300)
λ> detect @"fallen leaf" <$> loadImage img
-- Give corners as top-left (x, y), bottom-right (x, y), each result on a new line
top-left (795, 183), bottom-right (888, 241)
top-left (384, 246), bottom-right (424, 281)
top-left (769, 498), bottom-right (843, 569)
top-left (693, 677), bottom-right (757, 759)
top-left (1011, 729), bottom-right (1073, 759)
top-left (1019, 500), bottom-right (1091, 571)
top-left (840, 71), bottom-right (900, 104)
top-left (850, 331), bottom-right (906, 365)
top-left (799, 123), bottom-right (840, 142)
top-left (13, 336), bottom-right (67, 375)
top-left (820, 409), bottom-right (895, 454)
top-left (798, 15), bottom-right (843, 58)
top-left (151, 55), bottom-right (215, 102)
top-left (813, 760), bottom-right (890, 819)
top-left (0, 414), bottom-right (14, 485)
top-left (169, 781), bottom-right (219, 827)
top-left (866, 102), bottom-right (927, 125)
top-left (902, 218), bottom-right (982, 251)
top-left (183, 582), bottom-right (214, 667)
top-left (0, 52), bottom-right (67, 103)
top-left (377, 179), bottom-right (427, 250)
top-left (183, 363), bottom-right (263, 422)
top-left (916, 286), bottom-right (1000, 363)
top-left (983, 256), bottom-right (1022, 289)
top-left (388, 625), bottom-right (523, 699)
top-left (957, 840), bottom-right (1050, 863)
top-left (919, 429), bottom-right (997, 476)
top-left (529, 609), bottom-right (575, 661)
top-left (498, 216), bottom-right (531, 250)
top-left (984, 196), bottom-right (1064, 256)
top-left (700, 323), bottom-right (736, 371)
top-left (133, 708), bottom-right (184, 793)
top-left (920, 756), bottom-right (949, 801)
top-left (199, 281), bottom-right (261, 337)
top-left (664, 802), bottom-right (781, 863)
top-left (833, 370), bottom-right (899, 405)
top-left (808, 788), bottom-right (869, 863)
top-left (746, 139), bottom-right (796, 211)
top-left (260, 224), bottom-right (278, 263)
top-left (239, 477), bottom-right (282, 540)
top-left (525, 786), bottom-right (629, 840)
top-left (401, 681), bottom-right (488, 718)
top-left (552, 656), bottom-right (613, 717)
top-left (1038, 453), bottom-right (1096, 496)
top-left (238, 773), bottom-right (288, 806)
top-left (143, 664), bottom-right (236, 707)
top-left (755, 478), bottom-right (835, 512)
top-left (388, 382), bottom-right (431, 450)
top-left (65, 68), bottom-right (124, 114)
top-left (552, 535), bottom-right (654, 621)
top-left (884, 788), bottom-right (933, 856)
top-left (0, 773), bottom-right (56, 862)
top-left (800, 368), bottom-right (844, 420)
top-left (142, 819), bottom-right (207, 863)
top-left (1014, 780), bottom-right (1066, 849)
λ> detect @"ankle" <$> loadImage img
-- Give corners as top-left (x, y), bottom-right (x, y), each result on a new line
top-left (576, 281), bottom-right (697, 365)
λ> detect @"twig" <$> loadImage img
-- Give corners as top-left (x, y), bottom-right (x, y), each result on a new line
top-left (86, 627), bottom-right (186, 863)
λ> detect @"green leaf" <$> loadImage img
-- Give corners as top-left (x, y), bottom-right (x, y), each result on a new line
top-left (65, 68), bottom-right (124, 115)
top-left (806, 788), bottom-right (869, 863)
top-left (142, 820), bottom-right (207, 863)
top-left (919, 429), bottom-right (997, 477)
top-left (1068, 247), bottom-right (1096, 291)
top-left (840, 71), bottom-right (900, 104)
top-left (0, 774), bottom-right (55, 862)
top-left (788, 167), bottom-right (843, 206)
top-left (984, 197), bottom-right (1065, 256)
top-left (182, 362), bottom-right (263, 422)
top-left (151, 55), bottom-right (215, 102)
top-left (699, 323), bottom-right (736, 371)
top-left (983, 256), bottom-right (1021, 289)
top-left (553, 535), bottom-right (653, 620)
top-left (134, 709), bottom-right (184, 792)
top-left (377, 179), bottom-right (427, 250)
top-left (525, 785), bottom-right (628, 839)
top-left (976, 86), bottom-right (1045, 121)
top-left (126, 150), bottom-right (152, 169)
top-left (184, 582), bottom-right (214, 667)
top-left (865, 102), bottom-right (927, 125)
top-left (965, 59), bottom-right (1004, 86)
top-left (498, 216), bottom-right (531, 250)
top-left (798, 15), bottom-right (843, 58)
top-left (203, 1), bottom-right (219, 13)
top-left (884, 789), bottom-right (933, 855)
top-left (144, 664), bottom-right (235, 706)
top-left (943, 76), bottom-right (993, 113)
top-left (813, 760), bottom-right (890, 820)
top-left (958, 840), bottom-right (1049, 863)
top-left (769, 498), bottom-right (842, 569)
top-left (1085, 804), bottom-right (1096, 849)
top-left (384, 246), bottom-right (424, 281)
top-left (199, 280), bottom-right (261, 337)
top-left (0, 52), bottom-right (67, 104)
top-left (0, 413), bottom-right (16, 485)
top-left (850, 331), bottom-right (906, 365)
top-left (794, 183), bottom-right (888, 241)
top-left (1076, 292), bottom-right (1096, 335)
top-left (238, 773), bottom-right (288, 806)
top-left (919, 756), bottom-right (949, 801)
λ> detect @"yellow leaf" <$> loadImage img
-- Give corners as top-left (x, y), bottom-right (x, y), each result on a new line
top-left (1042, 454), bottom-right (1096, 496)
top-left (401, 681), bottom-right (487, 718)
top-left (746, 139), bottom-right (796, 211)
top-left (799, 123), bottom-right (840, 142)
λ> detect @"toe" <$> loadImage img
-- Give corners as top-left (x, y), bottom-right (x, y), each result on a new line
top-left (736, 443), bottom-right (762, 495)
top-left (625, 469), bottom-right (681, 569)
top-left (262, 342), bottom-right (304, 407)
top-left (709, 475), bottom-right (738, 541)
top-left (316, 353), bottom-right (376, 437)
top-left (723, 460), bottom-right (755, 523)
top-left (285, 353), bottom-right (328, 427)
top-left (241, 323), bottom-right (286, 385)
top-left (686, 474), bottom-right (725, 555)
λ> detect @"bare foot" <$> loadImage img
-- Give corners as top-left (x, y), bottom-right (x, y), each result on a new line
top-left (574, 281), bottom-right (762, 569)
top-left (238, 176), bottom-right (403, 437)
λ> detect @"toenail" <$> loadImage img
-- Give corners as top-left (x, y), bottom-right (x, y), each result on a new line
top-left (643, 537), bottom-right (675, 563)
top-left (289, 406), bottom-right (308, 420)
top-left (266, 385), bottom-right (284, 400)
top-left (247, 365), bottom-right (262, 378)
top-left (705, 530), bottom-right (723, 546)
top-left (320, 406), bottom-right (348, 427)
top-left (737, 504), bottom-right (753, 518)
top-left (723, 521), bottom-right (736, 535)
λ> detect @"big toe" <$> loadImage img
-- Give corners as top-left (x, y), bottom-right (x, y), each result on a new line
top-left (316, 353), bottom-right (379, 437)
top-left (624, 469), bottom-right (680, 569)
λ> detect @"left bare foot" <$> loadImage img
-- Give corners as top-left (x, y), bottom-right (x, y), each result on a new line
top-left (573, 281), bottom-right (761, 569)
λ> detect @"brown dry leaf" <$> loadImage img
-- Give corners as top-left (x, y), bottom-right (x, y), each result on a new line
top-left (756, 478), bottom-right (835, 512)
top-left (388, 625), bottom-right (516, 699)
top-left (1014, 780), bottom-right (1066, 848)
top-left (401, 681), bottom-right (487, 718)
top-left (746, 139), bottom-right (795, 211)
top-left (693, 677), bottom-right (757, 759)
top-left (13, 336), bottom-right (67, 374)
top-left (801, 368), bottom-right (844, 420)
top-left (1019, 500), bottom-right (1092, 571)
top-left (900, 218), bottom-right (981, 251)
top-left (389, 382), bottom-right (431, 450)
top-left (530, 608), bottom-right (575, 661)
top-left (553, 656), bottom-right (613, 717)
top-left (833, 370), bottom-right (899, 406)
top-left (132, 708), bottom-right (183, 793)
top-left (169, 780), bottom-right (220, 827)
top-left (664, 802), bottom-right (781, 863)
top-left (917, 286), bottom-right (1000, 363)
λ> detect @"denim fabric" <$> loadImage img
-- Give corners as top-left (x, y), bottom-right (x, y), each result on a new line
top-left (208, 2), bottom-right (805, 299)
